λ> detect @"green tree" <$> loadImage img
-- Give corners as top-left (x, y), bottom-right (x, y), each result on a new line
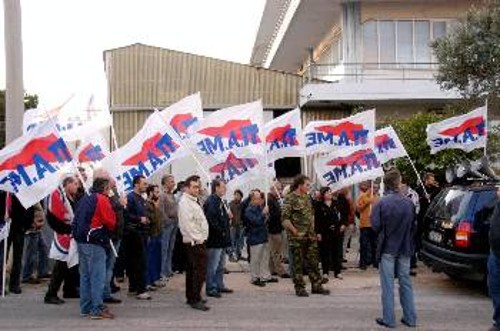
top-left (0, 90), bottom-right (39, 147)
top-left (431, 0), bottom-right (500, 100)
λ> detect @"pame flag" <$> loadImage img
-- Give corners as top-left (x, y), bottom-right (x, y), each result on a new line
top-left (208, 152), bottom-right (262, 191)
top-left (0, 121), bottom-right (74, 208)
top-left (23, 94), bottom-right (113, 142)
top-left (426, 106), bottom-right (487, 154)
top-left (189, 100), bottom-right (264, 161)
top-left (265, 108), bottom-right (305, 162)
top-left (101, 111), bottom-right (185, 192)
top-left (304, 109), bottom-right (375, 155)
top-left (75, 133), bottom-right (109, 164)
top-left (375, 126), bottom-right (408, 164)
top-left (159, 92), bottom-right (203, 140)
top-left (314, 147), bottom-right (384, 192)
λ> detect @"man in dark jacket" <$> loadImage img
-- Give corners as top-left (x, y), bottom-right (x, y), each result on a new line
top-left (203, 179), bottom-right (233, 297)
top-left (371, 169), bottom-right (417, 328)
top-left (123, 175), bottom-right (151, 300)
top-left (246, 190), bottom-right (278, 286)
top-left (488, 189), bottom-right (500, 331)
top-left (73, 177), bottom-right (116, 320)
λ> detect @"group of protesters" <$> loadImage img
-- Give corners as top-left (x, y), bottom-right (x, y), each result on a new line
top-left (0, 165), bottom-right (449, 327)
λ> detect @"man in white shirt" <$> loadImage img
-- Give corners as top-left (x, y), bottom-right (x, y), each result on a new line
top-left (178, 175), bottom-right (210, 311)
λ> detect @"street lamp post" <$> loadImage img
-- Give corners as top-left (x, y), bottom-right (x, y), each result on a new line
top-left (3, 0), bottom-right (24, 144)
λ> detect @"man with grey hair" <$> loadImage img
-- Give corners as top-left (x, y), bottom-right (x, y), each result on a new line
top-left (371, 169), bottom-right (417, 328)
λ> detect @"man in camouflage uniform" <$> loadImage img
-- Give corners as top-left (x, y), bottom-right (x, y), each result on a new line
top-left (282, 175), bottom-right (330, 297)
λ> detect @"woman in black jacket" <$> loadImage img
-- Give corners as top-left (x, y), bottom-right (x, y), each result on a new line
top-left (314, 187), bottom-right (346, 282)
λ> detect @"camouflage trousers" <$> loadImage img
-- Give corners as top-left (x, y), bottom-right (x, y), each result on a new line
top-left (289, 238), bottom-right (322, 291)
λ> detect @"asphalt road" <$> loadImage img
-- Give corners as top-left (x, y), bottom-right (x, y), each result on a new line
top-left (0, 258), bottom-right (492, 331)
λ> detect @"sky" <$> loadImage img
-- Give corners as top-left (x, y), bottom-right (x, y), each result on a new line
top-left (0, 0), bottom-right (266, 107)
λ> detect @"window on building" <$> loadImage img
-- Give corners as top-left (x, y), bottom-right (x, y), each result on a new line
top-left (362, 19), bottom-right (451, 69)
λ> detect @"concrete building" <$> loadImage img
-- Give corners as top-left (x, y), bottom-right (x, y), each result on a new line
top-left (250, 0), bottom-right (495, 120)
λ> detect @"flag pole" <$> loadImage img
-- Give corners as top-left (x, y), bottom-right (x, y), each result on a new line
top-left (484, 99), bottom-right (488, 157)
top-left (406, 155), bottom-right (430, 202)
top-left (2, 232), bottom-right (7, 298)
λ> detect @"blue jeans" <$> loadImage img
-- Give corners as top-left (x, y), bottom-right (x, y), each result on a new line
top-left (147, 236), bottom-right (162, 286)
top-left (22, 231), bottom-right (49, 280)
top-left (229, 226), bottom-right (244, 259)
top-left (379, 254), bottom-right (417, 327)
top-left (103, 240), bottom-right (120, 300)
top-left (206, 248), bottom-right (226, 294)
top-left (161, 222), bottom-right (177, 277)
top-left (488, 252), bottom-right (500, 328)
top-left (78, 243), bottom-right (107, 316)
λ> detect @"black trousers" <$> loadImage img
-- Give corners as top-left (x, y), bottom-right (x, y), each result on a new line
top-left (318, 234), bottom-right (344, 276)
top-left (124, 231), bottom-right (147, 294)
top-left (359, 227), bottom-right (378, 268)
top-left (172, 230), bottom-right (186, 273)
top-left (114, 239), bottom-right (127, 278)
top-left (7, 230), bottom-right (24, 291)
top-left (185, 243), bottom-right (206, 304)
top-left (46, 260), bottom-right (79, 297)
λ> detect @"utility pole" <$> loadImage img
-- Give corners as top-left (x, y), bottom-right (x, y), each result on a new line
top-left (3, 0), bottom-right (24, 144)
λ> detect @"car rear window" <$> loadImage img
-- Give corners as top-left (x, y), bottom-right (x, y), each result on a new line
top-left (429, 188), bottom-right (473, 223)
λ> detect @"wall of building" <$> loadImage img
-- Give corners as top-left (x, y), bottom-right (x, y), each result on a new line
top-left (360, 1), bottom-right (475, 22)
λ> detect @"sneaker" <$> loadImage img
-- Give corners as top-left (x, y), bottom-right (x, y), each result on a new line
top-left (280, 273), bottom-right (291, 279)
top-left (136, 292), bottom-right (152, 300)
top-left (103, 297), bottom-right (122, 304)
top-left (190, 302), bottom-right (210, 311)
top-left (251, 279), bottom-right (266, 287)
top-left (311, 287), bottom-right (330, 295)
top-left (146, 285), bottom-right (157, 291)
top-left (90, 310), bottom-right (115, 320)
top-left (375, 318), bottom-right (395, 328)
top-left (335, 274), bottom-right (344, 280)
top-left (295, 289), bottom-right (309, 297)
top-left (9, 287), bottom-right (22, 294)
top-left (44, 296), bottom-right (65, 304)
top-left (219, 287), bottom-right (234, 293)
top-left (400, 318), bottom-right (417, 328)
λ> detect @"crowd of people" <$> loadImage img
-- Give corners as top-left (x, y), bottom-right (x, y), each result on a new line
top-left (3, 165), bottom-right (486, 328)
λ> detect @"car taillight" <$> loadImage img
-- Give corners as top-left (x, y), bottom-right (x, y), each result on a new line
top-left (455, 221), bottom-right (472, 248)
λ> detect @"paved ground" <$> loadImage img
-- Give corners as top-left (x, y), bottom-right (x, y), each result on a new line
top-left (0, 256), bottom-right (493, 331)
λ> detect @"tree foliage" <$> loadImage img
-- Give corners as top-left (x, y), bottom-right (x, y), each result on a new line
top-left (0, 90), bottom-right (39, 147)
top-left (431, 0), bottom-right (500, 99)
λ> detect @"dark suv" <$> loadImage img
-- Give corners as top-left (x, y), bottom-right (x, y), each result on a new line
top-left (421, 184), bottom-right (499, 283)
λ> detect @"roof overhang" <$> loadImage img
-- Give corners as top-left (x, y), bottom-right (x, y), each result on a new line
top-left (300, 80), bottom-right (462, 106)
top-left (251, 0), bottom-right (343, 72)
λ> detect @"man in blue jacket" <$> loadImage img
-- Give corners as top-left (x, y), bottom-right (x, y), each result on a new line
top-left (371, 169), bottom-right (417, 329)
top-left (488, 189), bottom-right (500, 331)
top-left (203, 179), bottom-right (233, 297)
top-left (245, 190), bottom-right (278, 286)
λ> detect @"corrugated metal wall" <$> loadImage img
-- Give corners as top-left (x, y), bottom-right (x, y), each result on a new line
top-left (105, 43), bottom-right (306, 145)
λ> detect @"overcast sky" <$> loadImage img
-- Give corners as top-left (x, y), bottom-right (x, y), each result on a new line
top-left (0, 0), bottom-right (265, 107)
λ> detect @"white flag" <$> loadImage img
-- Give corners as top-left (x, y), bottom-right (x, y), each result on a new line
top-left (75, 133), bottom-right (110, 164)
top-left (188, 100), bottom-right (265, 162)
top-left (426, 106), bottom-right (487, 154)
top-left (314, 147), bottom-right (384, 192)
top-left (375, 126), bottom-right (408, 164)
top-left (24, 95), bottom-right (113, 142)
top-left (304, 109), bottom-right (376, 155)
top-left (158, 92), bottom-right (203, 140)
top-left (264, 108), bottom-right (305, 162)
top-left (101, 111), bottom-right (186, 192)
top-left (0, 121), bottom-right (74, 208)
